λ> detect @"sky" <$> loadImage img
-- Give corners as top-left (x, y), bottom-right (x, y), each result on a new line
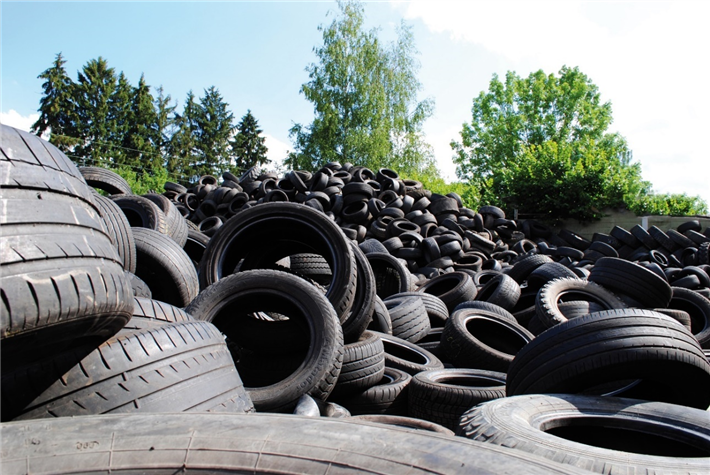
top-left (2, 0), bottom-right (709, 207)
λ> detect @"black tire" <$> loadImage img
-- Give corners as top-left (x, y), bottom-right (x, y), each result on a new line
top-left (332, 366), bottom-right (412, 415)
top-left (350, 414), bottom-right (455, 436)
top-left (92, 192), bottom-right (137, 273)
top-left (199, 202), bottom-right (357, 322)
top-left (441, 308), bottom-right (533, 372)
top-left (1, 320), bottom-right (254, 421)
top-left (368, 295), bottom-right (393, 334)
top-left (458, 394), bottom-right (710, 475)
top-left (78, 165), bottom-right (132, 195)
top-left (110, 194), bottom-right (169, 235)
top-left (341, 242), bottom-right (377, 343)
top-left (120, 297), bottom-right (195, 333)
top-left (1, 125), bottom-right (133, 370)
top-left (375, 331), bottom-right (444, 375)
top-left (389, 291), bottom-right (449, 327)
top-left (383, 295), bottom-right (431, 343)
top-left (366, 252), bottom-right (413, 299)
top-left (331, 330), bottom-right (385, 397)
top-left (507, 309), bottom-right (710, 409)
top-left (506, 253), bottom-right (554, 283)
top-left (132, 227), bottom-right (199, 308)
top-left (474, 273), bottom-right (521, 310)
top-left (183, 227), bottom-right (210, 271)
top-left (536, 277), bottom-right (627, 328)
top-left (142, 192), bottom-right (189, 247)
top-left (0, 412), bottom-right (594, 475)
top-left (416, 271), bottom-right (477, 313)
top-left (452, 300), bottom-right (517, 322)
top-left (408, 368), bottom-right (506, 431)
top-left (186, 269), bottom-right (344, 412)
top-left (125, 271), bottom-right (152, 298)
top-left (525, 261), bottom-right (578, 290)
top-left (668, 286), bottom-right (710, 347)
top-left (588, 257), bottom-right (673, 308)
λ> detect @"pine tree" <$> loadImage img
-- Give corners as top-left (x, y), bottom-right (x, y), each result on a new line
top-left (168, 91), bottom-right (199, 182)
top-left (154, 85), bottom-right (176, 166)
top-left (73, 57), bottom-right (118, 166)
top-left (122, 75), bottom-right (160, 169)
top-left (31, 52), bottom-right (79, 152)
top-left (231, 110), bottom-right (269, 171)
top-left (193, 86), bottom-right (235, 177)
top-left (107, 72), bottom-right (133, 167)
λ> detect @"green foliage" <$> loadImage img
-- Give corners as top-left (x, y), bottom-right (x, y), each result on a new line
top-left (32, 53), bottom-right (79, 151)
top-left (287, 0), bottom-right (434, 173)
top-left (112, 165), bottom-right (172, 196)
top-left (402, 165), bottom-right (481, 210)
top-left (231, 110), bottom-right (269, 171)
top-left (193, 86), bottom-right (235, 178)
top-left (453, 66), bottom-right (652, 222)
top-left (629, 193), bottom-right (708, 217)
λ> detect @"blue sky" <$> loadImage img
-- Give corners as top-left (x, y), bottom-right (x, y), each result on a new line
top-left (2, 1), bottom-right (709, 207)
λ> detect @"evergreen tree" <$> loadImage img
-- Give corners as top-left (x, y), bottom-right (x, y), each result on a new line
top-left (193, 86), bottom-right (235, 177)
top-left (31, 52), bottom-right (79, 152)
top-left (167, 91), bottom-right (200, 182)
top-left (123, 75), bottom-right (160, 169)
top-left (107, 72), bottom-right (133, 166)
top-left (154, 85), bottom-right (176, 166)
top-left (231, 110), bottom-right (269, 171)
top-left (73, 57), bottom-right (117, 166)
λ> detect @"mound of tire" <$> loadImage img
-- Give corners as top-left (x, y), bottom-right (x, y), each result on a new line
top-left (2, 124), bottom-right (709, 474)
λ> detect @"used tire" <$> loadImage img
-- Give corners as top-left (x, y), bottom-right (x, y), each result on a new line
top-left (374, 331), bottom-right (444, 375)
top-left (78, 165), bottom-right (132, 195)
top-left (458, 393), bottom-right (710, 475)
top-left (92, 192), bottom-right (137, 273)
top-left (588, 257), bottom-right (673, 308)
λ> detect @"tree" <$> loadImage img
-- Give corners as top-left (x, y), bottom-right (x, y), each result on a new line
top-left (287, 0), bottom-right (434, 173)
top-left (31, 53), bottom-right (79, 152)
top-left (167, 91), bottom-right (200, 182)
top-left (154, 85), bottom-right (176, 164)
top-left (231, 110), bottom-right (269, 171)
top-left (107, 72), bottom-right (134, 167)
top-left (122, 74), bottom-right (160, 169)
top-left (452, 66), bottom-right (652, 222)
top-left (193, 86), bottom-right (235, 178)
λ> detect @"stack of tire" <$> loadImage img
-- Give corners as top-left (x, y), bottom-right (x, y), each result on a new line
top-left (3, 123), bottom-right (710, 475)
top-left (1, 125), bottom-right (254, 422)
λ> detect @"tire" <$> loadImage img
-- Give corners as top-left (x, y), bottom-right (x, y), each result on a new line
top-left (452, 300), bottom-right (516, 323)
top-left (199, 202), bottom-right (357, 322)
top-left (92, 192), bottom-right (137, 273)
top-left (536, 277), bottom-right (627, 329)
top-left (125, 271), bottom-right (152, 298)
top-left (0, 412), bottom-right (594, 475)
top-left (350, 414), bottom-right (455, 436)
top-left (132, 227), bottom-right (199, 308)
top-left (183, 227), bottom-right (210, 271)
top-left (366, 252), bottom-right (413, 299)
top-left (458, 394), bottom-right (710, 475)
top-left (1, 320), bottom-right (254, 421)
top-left (440, 308), bottom-right (533, 372)
top-left (186, 269), bottom-right (344, 412)
top-left (389, 291), bottom-right (449, 327)
top-left (78, 165), bottom-right (132, 195)
top-left (110, 194), bottom-right (169, 234)
top-left (588, 257), bottom-right (673, 308)
top-left (286, 253), bottom-right (333, 286)
top-left (341, 242), bottom-right (377, 343)
top-left (416, 271), bottom-right (477, 313)
top-left (375, 331), bottom-right (445, 375)
top-left (474, 273), bottom-right (521, 311)
top-left (408, 368), bottom-right (506, 431)
top-left (525, 261), bottom-right (578, 290)
top-left (368, 295), bottom-right (393, 334)
top-left (383, 295), bottom-right (431, 343)
top-left (142, 192), bottom-right (189, 247)
top-left (331, 366), bottom-right (412, 415)
top-left (331, 330), bottom-right (385, 397)
top-left (506, 309), bottom-right (710, 409)
top-left (1, 125), bottom-right (133, 370)
top-left (506, 254), bottom-right (554, 283)
top-left (668, 286), bottom-right (710, 347)
top-left (120, 297), bottom-right (195, 333)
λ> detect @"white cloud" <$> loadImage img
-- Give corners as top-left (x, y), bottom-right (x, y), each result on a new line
top-left (264, 133), bottom-right (291, 173)
top-left (395, 0), bottom-right (710, 205)
top-left (1, 110), bottom-right (40, 133)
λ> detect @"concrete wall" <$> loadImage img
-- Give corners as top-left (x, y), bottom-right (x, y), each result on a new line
top-left (550, 209), bottom-right (710, 240)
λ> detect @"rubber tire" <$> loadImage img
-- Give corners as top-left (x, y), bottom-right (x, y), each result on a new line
top-left (120, 297), bottom-right (195, 334)
top-left (408, 368), bottom-right (506, 431)
top-left (331, 330), bottom-right (385, 397)
top-left (383, 295), bottom-right (431, 343)
top-left (375, 331), bottom-right (445, 375)
top-left (589, 257), bottom-right (673, 308)
top-left (366, 252), bottom-right (413, 299)
top-left (199, 202), bottom-right (357, 322)
top-left (331, 366), bottom-right (412, 416)
top-left (507, 309), bottom-right (710, 409)
top-left (132, 227), bottom-right (199, 308)
top-left (186, 269), bottom-right (344, 412)
top-left (341, 242), bottom-right (377, 343)
top-left (441, 308), bottom-right (534, 372)
top-left (668, 286), bottom-right (710, 347)
top-left (1, 320), bottom-right (254, 421)
top-left (350, 414), bottom-right (454, 436)
top-left (125, 271), bottom-right (152, 298)
top-left (368, 295), bottom-right (393, 334)
top-left (142, 192), bottom-right (188, 247)
top-left (78, 165), bottom-right (132, 195)
top-left (389, 291), bottom-right (449, 327)
top-left (110, 194), bottom-right (169, 235)
top-left (458, 394), bottom-right (710, 475)
top-left (536, 277), bottom-right (627, 329)
top-left (92, 192), bottom-right (137, 273)
top-left (0, 125), bottom-right (133, 370)
top-left (474, 273), bottom-right (521, 311)
top-left (452, 300), bottom-right (517, 323)
top-left (416, 271), bottom-right (478, 313)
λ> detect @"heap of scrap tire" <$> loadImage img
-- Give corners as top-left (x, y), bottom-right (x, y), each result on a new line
top-left (2, 124), bottom-right (709, 475)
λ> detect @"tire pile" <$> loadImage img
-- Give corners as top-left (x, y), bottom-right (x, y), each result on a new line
top-left (2, 124), bottom-right (709, 474)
